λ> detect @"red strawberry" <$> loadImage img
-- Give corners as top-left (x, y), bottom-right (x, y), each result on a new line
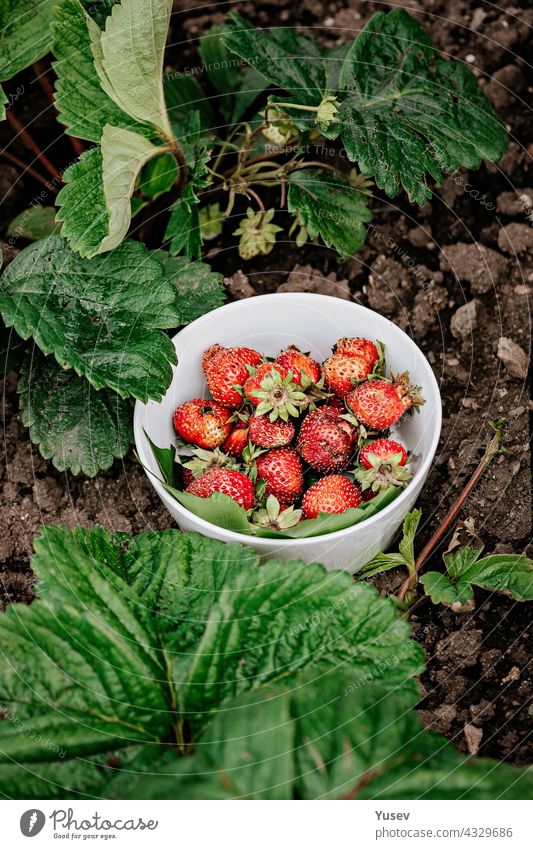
top-left (248, 415), bottom-right (295, 448)
top-left (333, 337), bottom-right (379, 371)
top-left (302, 475), bottom-right (362, 519)
top-left (296, 406), bottom-right (355, 473)
top-left (186, 467), bottom-right (255, 509)
top-left (275, 347), bottom-right (321, 386)
top-left (244, 363), bottom-right (306, 420)
top-left (356, 438), bottom-right (411, 492)
top-left (222, 422), bottom-right (249, 458)
top-left (204, 346), bottom-right (263, 409)
top-left (173, 399), bottom-right (232, 449)
top-left (323, 353), bottom-right (372, 398)
top-left (255, 449), bottom-right (303, 504)
top-left (346, 374), bottom-right (425, 430)
top-left (202, 344), bottom-right (224, 371)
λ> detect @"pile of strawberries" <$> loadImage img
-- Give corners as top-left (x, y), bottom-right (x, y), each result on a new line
top-left (172, 338), bottom-right (424, 531)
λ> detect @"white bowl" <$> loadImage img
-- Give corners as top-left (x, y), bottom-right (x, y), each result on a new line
top-left (134, 293), bottom-right (441, 572)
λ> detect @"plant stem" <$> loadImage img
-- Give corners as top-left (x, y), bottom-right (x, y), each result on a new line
top-left (397, 419), bottom-right (506, 602)
top-left (270, 101), bottom-right (319, 113)
top-left (6, 110), bottom-right (62, 182)
top-left (246, 187), bottom-right (265, 213)
top-left (0, 149), bottom-right (58, 192)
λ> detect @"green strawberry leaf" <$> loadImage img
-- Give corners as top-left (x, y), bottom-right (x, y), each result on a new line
top-left (56, 146), bottom-right (109, 257)
top-left (199, 24), bottom-right (268, 122)
top-left (420, 572), bottom-right (475, 610)
top-left (163, 72), bottom-right (215, 132)
top-left (338, 8), bottom-right (507, 204)
top-left (287, 168), bottom-right (371, 256)
top-left (18, 351), bottom-right (133, 476)
top-left (154, 249), bottom-right (225, 323)
top-left (79, 0), bottom-right (121, 27)
top-left (253, 486), bottom-right (399, 539)
top-left (142, 430), bottom-right (178, 487)
top-left (52, 0), bottom-right (154, 143)
top-left (0, 0), bottom-right (55, 82)
top-left (398, 507), bottom-right (421, 569)
top-left (0, 83), bottom-right (6, 120)
top-left (0, 319), bottom-right (26, 373)
top-left (164, 118), bottom-right (211, 259)
top-left (358, 509), bottom-right (420, 579)
top-left (163, 485), bottom-right (252, 537)
top-left (183, 559), bottom-right (423, 728)
top-left (89, 0), bottom-right (173, 139)
top-left (0, 235), bottom-right (181, 402)
top-left (138, 152), bottom-right (178, 199)
top-left (7, 206), bottom-right (59, 241)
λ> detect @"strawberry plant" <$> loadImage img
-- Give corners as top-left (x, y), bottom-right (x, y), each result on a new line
top-left (1, 523), bottom-right (532, 800)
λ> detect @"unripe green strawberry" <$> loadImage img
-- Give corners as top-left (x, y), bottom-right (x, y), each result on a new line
top-left (302, 475), bottom-right (362, 518)
top-left (186, 467), bottom-right (255, 509)
top-left (204, 345), bottom-right (263, 409)
top-left (173, 399), bottom-right (232, 449)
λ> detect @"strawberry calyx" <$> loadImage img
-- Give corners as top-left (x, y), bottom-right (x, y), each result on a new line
top-left (251, 495), bottom-right (302, 531)
top-left (393, 371), bottom-right (426, 413)
top-left (252, 368), bottom-right (308, 421)
top-left (183, 447), bottom-right (240, 478)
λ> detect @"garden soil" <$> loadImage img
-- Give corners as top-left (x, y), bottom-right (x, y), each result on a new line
top-left (1, 0), bottom-right (532, 767)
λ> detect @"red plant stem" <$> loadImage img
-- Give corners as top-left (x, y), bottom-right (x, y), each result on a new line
top-left (397, 420), bottom-right (505, 602)
top-left (0, 149), bottom-right (58, 193)
top-left (33, 61), bottom-right (86, 158)
top-left (6, 110), bottom-right (62, 182)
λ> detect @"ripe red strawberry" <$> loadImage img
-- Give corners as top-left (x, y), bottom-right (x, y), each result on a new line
top-left (302, 475), bottom-right (362, 519)
top-left (323, 353), bottom-right (373, 397)
top-left (204, 346), bottom-right (263, 409)
top-left (202, 344), bottom-right (224, 371)
top-left (248, 415), bottom-right (295, 448)
top-left (296, 406), bottom-right (355, 473)
top-left (186, 467), bottom-right (255, 509)
top-left (244, 363), bottom-right (306, 420)
top-left (222, 422), bottom-right (249, 458)
top-left (275, 347), bottom-right (321, 386)
top-left (333, 337), bottom-right (379, 371)
top-left (346, 374), bottom-right (424, 430)
top-left (356, 438), bottom-right (411, 492)
top-left (173, 399), bottom-right (232, 449)
top-left (255, 449), bottom-right (303, 504)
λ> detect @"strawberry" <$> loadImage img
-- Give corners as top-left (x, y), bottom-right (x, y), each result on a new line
top-left (333, 337), bottom-right (379, 371)
top-left (204, 345), bottom-right (263, 409)
top-left (222, 422), bottom-right (249, 458)
top-left (275, 347), bottom-right (321, 386)
top-left (255, 448), bottom-right (303, 504)
top-left (202, 344), bottom-right (224, 372)
top-left (173, 399), bottom-right (232, 449)
top-left (323, 353), bottom-right (373, 397)
top-left (346, 373), bottom-right (425, 430)
top-left (248, 415), bottom-right (295, 448)
top-left (183, 447), bottom-right (239, 478)
top-left (186, 467), bottom-right (255, 509)
top-left (296, 406), bottom-right (355, 472)
top-left (244, 363), bottom-right (307, 421)
top-left (302, 475), bottom-right (362, 518)
top-left (356, 438), bottom-right (411, 492)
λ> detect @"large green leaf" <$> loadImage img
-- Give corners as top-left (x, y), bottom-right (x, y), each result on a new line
top-left (338, 9), bottom-right (507, 204)
top-left (0, 0), bottom-right (55, 81)
top-left (154, 250), bottom-right (225, 323)
top-left (182, 560), bottom-right (424, 727)
top-left (90, 0), bottom-right (173, 139)
top-left (164, 119), bottom-right (211, 259)
top-left (165, 487), bottom-right (252, 537)
top-left (18, 351), bottom-right (133, 476)
top-left (56, 146), bottom-right (109, 257)
top-left (7, 206), bottom-right (59, 241)
top-left (0, 235), bottom-right (181, 402)
top-left (110, 671), bottom-right (533, 800)
top-left (287, 168), bottom-right (371, 256)
top-left (52, 0), bottom-right (153, 142)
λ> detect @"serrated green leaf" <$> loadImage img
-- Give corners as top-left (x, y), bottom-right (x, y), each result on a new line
top-left (56, 146), bottom-right (109, 257)
top-left (142, 429), bottom-right (177, 486)
top-left (443, 544), bottom-right (483, 578)
top-left (287, 168), bottom-right (371, 256)
top-left (253, 487), bottom-right (399, 539)
top-left (153, 250), bottom-right (225, 323)
top-left (138, 151), bottom-right (178, 199)
top-left (52, 0), bottom-right (154, 142)
top-left (164, 126), bottom-right (210, 259)
top-left (163, 72), bottom-right (214, 131)
top-left (164, 486), bottom-right (252, 537)
top-left (100, 125), bottom-right (164, 252)
top-left (80, 0), bottom-right (121, 28)
top-left (398, 508), bottom-right (421, 568)
top-left (420, 572), bottom-right (474, 610)
top-left (90, 0), bottom-right (173, 139)
top-left (183, 560), bottom-right (423, 728)
top-left (458, 553), bottom-right (533, 601)
top-left (18, 351), bottom-right (133, 476)
top-left (199, 24), bottom-right (267, 122)
top-left (0, 0), bottom-right (55, 81)
top-left (338, 8), bottom-right (507, 204)
top-left (7, 206), bottom-right (59, 241)
top-left (0, 235), bottom-right (181, 402)
top-left (223, 14), bottom-right (325, 107)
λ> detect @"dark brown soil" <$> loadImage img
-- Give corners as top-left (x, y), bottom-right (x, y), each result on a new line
top-left (1, 0), bottom-right (532, 768)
